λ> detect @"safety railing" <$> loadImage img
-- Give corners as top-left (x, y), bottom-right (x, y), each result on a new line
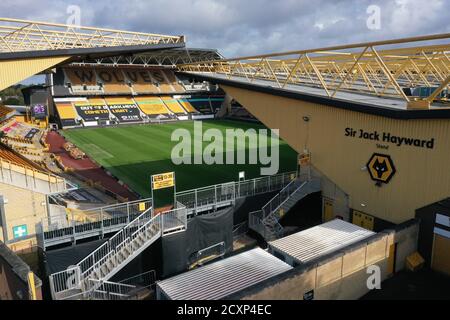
top-left (48, 266), bottom-right (81, 299)
top-left (261, 179), bottom-right (306, 219)
top-left (175, 182), bottom-right (235, 214)
top-left (161, 206), bottom-right (188, 234)
top-left (189, 242), bottom-right (226, 267)
top-left (175, 171), bottom-right (297, 215)
top-left (232, 221), bottom-right (249, 238)
top-left (40, 171), bottom-right (296, 249)
top-left (89, 280), bottom-right (136, 301)
top-left (249, 209), bottom-right (284, 240)
top-left (118, 270), bottom-right (157, 290)
top-left (78, 207), bottom-right (154, 280)
top-left (50, 205), bottom-right (188, 299)
top-left (40, 198), bottom-right (153, 248)
top-left (59, 279), bottom-right (137, 301)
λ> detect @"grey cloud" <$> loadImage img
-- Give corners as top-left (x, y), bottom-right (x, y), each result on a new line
top-left (1, 0), bottom-right (448, 58)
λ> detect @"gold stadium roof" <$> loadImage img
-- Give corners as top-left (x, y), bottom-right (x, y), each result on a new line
top-left (0, 17), bottom-right (185, 53)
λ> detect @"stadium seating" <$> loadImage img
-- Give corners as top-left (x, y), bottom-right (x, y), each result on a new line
top-left (55, 102), bottom-right (78, 120)
top-left (178, 99), bottom-right (199, 113)
top-left (0, 105), bottom-right (14, 121)
top-left (58, 67), bottom-right (185, 96)
top-left (161, 96), bottom-right (186, 114)
top-left (134, 96), bottom-right (170, 117)
top-left (0, 145), bottom-right (35, 169)
top-left (163, 70), bottom-right (185, 92)
top-left (149, 70), bottom-right (174, 93)
top-left (122, 69), bottom-right (159, 94)
top-left (0, 120), bottom-right (41, 142)
top-left (64, 67), bottom-right (102, 94)
top-left (187, 97), bottom-right (213, 114)
top-left (96, 68), bottom-right (132, 94)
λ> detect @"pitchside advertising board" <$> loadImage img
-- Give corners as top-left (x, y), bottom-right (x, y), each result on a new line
top-left (151, 172), bottom-right (176, 211)
top-left (75, 105), bottom-right (110, 121)
top-left (108, 104), bottom-right (142, 122)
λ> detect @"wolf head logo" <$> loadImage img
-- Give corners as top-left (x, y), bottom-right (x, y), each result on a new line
top-left (367, 153), bottom-right (396, 185)
top-left (372, 158), bottom-right (388, 178)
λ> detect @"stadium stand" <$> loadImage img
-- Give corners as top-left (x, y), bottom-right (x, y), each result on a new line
top-left (123, 69), bottom-right (159, 94)
top-left (163, 70), bottom-right (185, 92)
top-left (0, 105), bottom-right (14, 122)
top-left (161, 96), bottom-right (187, 114)
top-left (0, 144), bottom-right (36, 169)
top-left (178, 99), bottom-right (199, 113)
top-left (64, 67), bottom-right (102, 94)
top-left (96, 68), bottom-right (132, 94)
top-left (1, 120), bottom-right (40, 142)
top-left (186, 97), bottom-right (213, 114)
top-left (55, 102), bottom-right (78, 122)
top-left (134, 96), bottom-right (170, 117)
top-left (55, 67), bottom-right (186, 96)
top-left (150, 70), bottom-right (174, 93)
top-left (210, 96), bottom-right (225, 112)
top-left (104, 97), bottom-right (143, 123)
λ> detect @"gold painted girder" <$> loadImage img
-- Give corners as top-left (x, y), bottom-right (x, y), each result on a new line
top-left (0, 18), bottom-right (184, 53)
top-left (178, 34), bottom-right (450, 108)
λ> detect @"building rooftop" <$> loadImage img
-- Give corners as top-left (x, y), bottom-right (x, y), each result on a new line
top-left (268, 219), bottom-right (375, 264)
top-left (179, 72), bottom-right (450, 119)
top-left (156, 247), bottom-right (292, 300)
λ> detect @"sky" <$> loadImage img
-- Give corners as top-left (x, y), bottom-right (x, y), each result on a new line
top-left (1, 0), bottom-right (448, 84)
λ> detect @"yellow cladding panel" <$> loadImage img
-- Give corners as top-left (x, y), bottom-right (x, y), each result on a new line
top-left (221, 85), bottom-right (450, 224)
top-left (0, 56), bottom-right (70, 91)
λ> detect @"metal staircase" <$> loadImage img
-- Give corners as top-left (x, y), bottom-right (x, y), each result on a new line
top-left (249, 177), bottom-right (321, 241)
top-left (49, 205), bottom-right (187, 300)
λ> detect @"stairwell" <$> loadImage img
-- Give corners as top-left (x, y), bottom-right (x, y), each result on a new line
top-left (49, 205), bottom-right (187, 300)
top-left (249, 177), bottom-right (321, 241)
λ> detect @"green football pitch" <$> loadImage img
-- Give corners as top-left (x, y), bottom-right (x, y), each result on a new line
top-left (63, 120), bottom-right (298, 197)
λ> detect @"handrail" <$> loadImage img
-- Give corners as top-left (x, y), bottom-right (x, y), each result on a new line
top-left (267, 181), bottom-right (307, 218)
top-left (131, 213), bottom-right (161, 238)
top-left (261, 179), bottom-right (297, 214)
top-left (81, 197), bottom-right (152, 213)
top-left (41, 171), bottom-right (297, 248)
top-left (77, 206), bottom-right (153, 277)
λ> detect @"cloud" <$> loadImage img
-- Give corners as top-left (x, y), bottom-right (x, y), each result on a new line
top-left (1, 0), bottom-right (448, 58)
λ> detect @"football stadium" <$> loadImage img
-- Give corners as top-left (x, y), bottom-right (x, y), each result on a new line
top-left (0, 14), bottom-right (449, 304)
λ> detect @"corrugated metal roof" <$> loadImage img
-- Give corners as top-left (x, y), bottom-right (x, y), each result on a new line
top-left (269, 219), bottom-right (375, 264)
top-left (157, 248), bottom-right (292, 300)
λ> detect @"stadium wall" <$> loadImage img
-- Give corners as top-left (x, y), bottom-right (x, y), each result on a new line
top-left (232, 221), bottom-right (418, 300)
top-left (0, 182), bottom-right (47, 247)
top-left (220, 85), bottom-right (450, 226)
